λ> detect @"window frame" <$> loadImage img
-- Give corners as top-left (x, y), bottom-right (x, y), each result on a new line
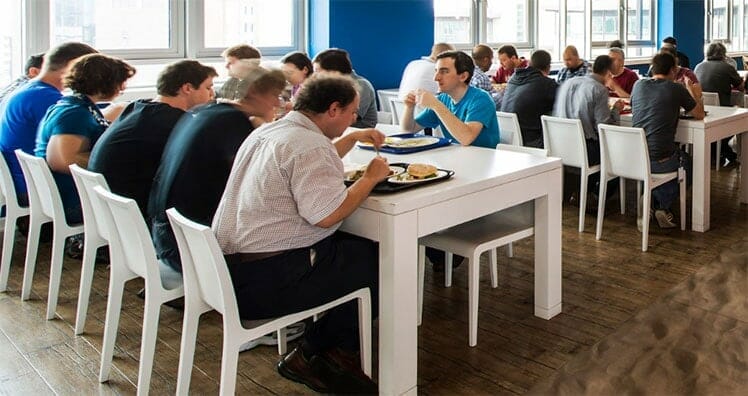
top-left (589, 0), bottom-right (657, 57)
top-left (24, 0), bottom-right (305, 61)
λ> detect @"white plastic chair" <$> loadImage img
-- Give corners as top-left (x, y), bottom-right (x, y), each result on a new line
top-left (541, 115), bottom-right (624, 233)
top-left (377, 111), bottom-right (393, 125)
top-left (390, 98), bottom-right (406, 126)
top-left (14, 150), bottom-right (84, 320)
top-left (375, 123), bottom-right (404, 136)
top-left (0, 154), bottom-right (30, 292)
top-left (69, 164), bottom-right (110, 335)
top-left (702, 92), bottom-right (721, 170)
top-left (595, 124), bottom-right (686, 252)
top-left (93, 186), bottom-right (184, 395)
top-left (166, 208), bottom-right (372, 395)
top-left (416, 144), bottom-right (544, 347)
top-left (377, 89), bottom-right (399, 113)
top-left (496, 111), bottom-right (524, 146)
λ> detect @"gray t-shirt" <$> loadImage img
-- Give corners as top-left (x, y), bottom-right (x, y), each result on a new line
top-left (630, 78), bottom-right (696, 160)
top-left (694, 59), bottom-right (743, 106)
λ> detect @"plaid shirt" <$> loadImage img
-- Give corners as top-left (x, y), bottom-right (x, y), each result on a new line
top-left (556, 60), bottom-right (591, 83)
top-left (470, 66), bottom-right (501, 108)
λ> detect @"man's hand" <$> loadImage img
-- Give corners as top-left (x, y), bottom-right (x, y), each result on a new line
top-left (404, 90), bottom-right (418, 107)
top-left (415, 89), bottom-right (439, 109)
top-left (352, 128), bottom-right (386, 150)
top-left (612, 99), bottom-right (625, 111)
top-left (362, 155), bottom-right (390, 182)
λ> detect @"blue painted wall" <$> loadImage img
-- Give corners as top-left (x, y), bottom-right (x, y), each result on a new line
top-left (308, 0), bottom-right (434, 91)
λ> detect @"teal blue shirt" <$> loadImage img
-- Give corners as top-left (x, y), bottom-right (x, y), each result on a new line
top-left (415, 85), bottom-right (500, 149)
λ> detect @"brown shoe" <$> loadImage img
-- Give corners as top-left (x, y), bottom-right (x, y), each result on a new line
top-left (277, 346), bottom-right (331, 393)
top-left (320, 348), bottom-right (378, 394)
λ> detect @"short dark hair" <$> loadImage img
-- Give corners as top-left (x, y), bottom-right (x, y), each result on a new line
top-left (313, 48), bottom-right (353, 74)
top-left (663, 36), bottom-right (677, 46)
top-left (659, 45), bottom-right (678, 65)
top-left (24, 53), bottom-right (44, 74)
top-left (592, 54), bottom-right (613, 74)
top-left (435, 50), bottom-right (475, 85)
top-left (64, 54), bottom-right (136, 98)
top-left (280, 51), bottom-right (314, 76)
top-left (530, 50), bottom-right (552, 71)
top-left (498, 44), bottom-right (518, 59)
top-left (608, 40), bottom-right (624, 49)
top-left (651, 53), bottom-right (677, 76)
top-left (232, 64), bottom-right (287, 99)
top-left (293, 74), bottom-right (358, 114)
top-left (221, 44), bottom-right (261, 60)
top-left (44, 42), bottom-right (98, 72)
top-left (157, 60), bottom-right (218, 97)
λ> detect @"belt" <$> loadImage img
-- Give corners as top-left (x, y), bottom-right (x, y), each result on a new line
top-left (224, 250), bottom-right (290, 265)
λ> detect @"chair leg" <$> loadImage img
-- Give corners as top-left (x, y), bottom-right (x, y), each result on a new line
top-left (468, 254), bottom-right (479, 347)
top-left (489, 248), bottom-right (498, 288)
top-left (135, 289), bottom-right (162, 396)
top-left (506, 243), bottom-right (514, 258)
top-left (176, 304), bottom-right (202, 396)
top-left (444, 252), bottom-right (453, 287)
top-left (357, 291), bottom-right (372, 377)
top-left (46, 228), bottom-right (67, 320)
top-left (642, 190), bottom-right (651, 252)
top-left (679, 168), bottom-right (686, 231)
top-left (716, 140), bottom-right (721, 170)
top-left (595, 177), bottom-right (608, 241)
top-left (276, 328), bottom-right (287, 355)
top-left (21, 219), bottom-right (43, 301)
top-left (219, 339), bottom-right (240, 396)
top-left (0, 214), bottom-right (19, 292)
top-left (636, 181), bottom-right (642, 218)
top-left (619, 177), bottom-right (626, 214)
top-left (578, 171), bottom-right (588, 233)
top-left (99, 275), bottom-right (126, 383)
top-left (75, 241), bottom-right (100, 334)
top-left (417, 245), bottom-right (425, 326)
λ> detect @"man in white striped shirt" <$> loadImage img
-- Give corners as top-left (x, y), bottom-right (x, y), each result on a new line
top-left (212, 74), bottom-right (389, 393)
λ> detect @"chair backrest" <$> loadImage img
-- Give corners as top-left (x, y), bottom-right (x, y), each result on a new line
top-left (166, 208), bottom-right (235, 319)
top-left (597, 123), bottom-right (651, 180)
top-left (93, 186), bottom-right (161, 282)
top-left (702, 91), bottom-right (719, 106)
top-left (540, 115), bottom-right (591, 169)
top-left (377, 111), bottom-right (393, 125)
top-left (14, 149), bottom-right (64, 220)
top-left (377, 89), bottom-right (399, 113)
top-left (0, 153), bottom-right (22, 210)
top-left (496, 111), bottom-right (524, 146)
top-left (496, 143), bottom-right (548, 157)
top-left (390, 99), bottom-right (406, 125)
top-left (69, 164), bottom-right (111, 240)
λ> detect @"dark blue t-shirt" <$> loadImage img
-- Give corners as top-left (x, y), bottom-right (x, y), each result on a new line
top-left (35, 95), bottom-right (108, 223)
top-left (0, 80), bottom-right (61, 198)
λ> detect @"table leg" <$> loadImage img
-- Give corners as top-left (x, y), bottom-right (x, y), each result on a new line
top-left (533, 168), bottom-right (563, 319)
top-left (741, 133), bottom-right (748, 204)
top-left (691, 134), bottom-right (710, 232)
top-left (378, 211), bottom-right (418, 395)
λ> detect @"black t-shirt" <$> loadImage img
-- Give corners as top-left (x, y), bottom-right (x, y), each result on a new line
top-left (88, 100), bottom-right (184, 216)
top-left (631, 79), bottom-right (696, 160)
top-left (148, 102), bottom-right (254, 270)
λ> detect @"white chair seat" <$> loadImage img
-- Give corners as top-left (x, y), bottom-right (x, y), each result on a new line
top-left (417, 144), bottom-right (546, 347)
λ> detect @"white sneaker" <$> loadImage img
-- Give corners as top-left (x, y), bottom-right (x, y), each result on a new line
top-left (239, 322), bottom-right (305, 352)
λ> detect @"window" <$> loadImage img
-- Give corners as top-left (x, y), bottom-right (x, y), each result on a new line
top-left (434, 0), bottom-right (656, 62)
top-left (0, 0), bottom-right (22, 86)
top-left (706, 0), bottom-right (748, 51)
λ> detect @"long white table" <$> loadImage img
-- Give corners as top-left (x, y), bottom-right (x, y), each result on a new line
top-left (340, 145), bottom-right (563, 395)
top-left (620, 105), bottom-right (748, 232)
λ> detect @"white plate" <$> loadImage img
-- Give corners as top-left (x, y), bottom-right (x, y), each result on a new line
top-left (357, 137), bottom-right (403, 147)
top-left (345, 165), bottom-right (405, 182)
top-left (386, 136), bottom-right (440, 148)
top-left (387, 169), bottom-right (448, 184)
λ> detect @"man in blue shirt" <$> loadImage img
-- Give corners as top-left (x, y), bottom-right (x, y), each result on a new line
top-left (0, 42), bottom-right (97, 204)
top-left (400, 50), bottom-right (499, 149)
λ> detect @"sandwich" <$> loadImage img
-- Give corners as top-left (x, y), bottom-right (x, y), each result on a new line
top-left (406, 163), bottom-right (438, 179)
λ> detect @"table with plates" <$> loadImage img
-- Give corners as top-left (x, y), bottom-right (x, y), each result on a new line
top-left (340, 145), bottom-right (563, 395)
top-left (620, 105), bottom-right (748, 232)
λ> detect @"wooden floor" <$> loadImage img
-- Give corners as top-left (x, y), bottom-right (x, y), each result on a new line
top-left (0, 165), bottom-right (745, 395)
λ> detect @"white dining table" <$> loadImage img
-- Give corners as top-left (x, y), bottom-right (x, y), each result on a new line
top-left (340, 144), bottom-right (563, 395)
top-left (620, 105), bottom-right (748, 232)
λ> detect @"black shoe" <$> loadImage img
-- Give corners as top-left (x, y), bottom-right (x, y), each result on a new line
top-left (65, 234), bottom-right (84, 259)
top-left (320, 347), bottom-right (378, 394)
top-left (277, 346), bottom-right (333, 393)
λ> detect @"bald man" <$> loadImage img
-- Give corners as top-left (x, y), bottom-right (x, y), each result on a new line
top-left (470, 44), bottom-right (501, 108)
top-left (556, 45), bottom-right (591, 83)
